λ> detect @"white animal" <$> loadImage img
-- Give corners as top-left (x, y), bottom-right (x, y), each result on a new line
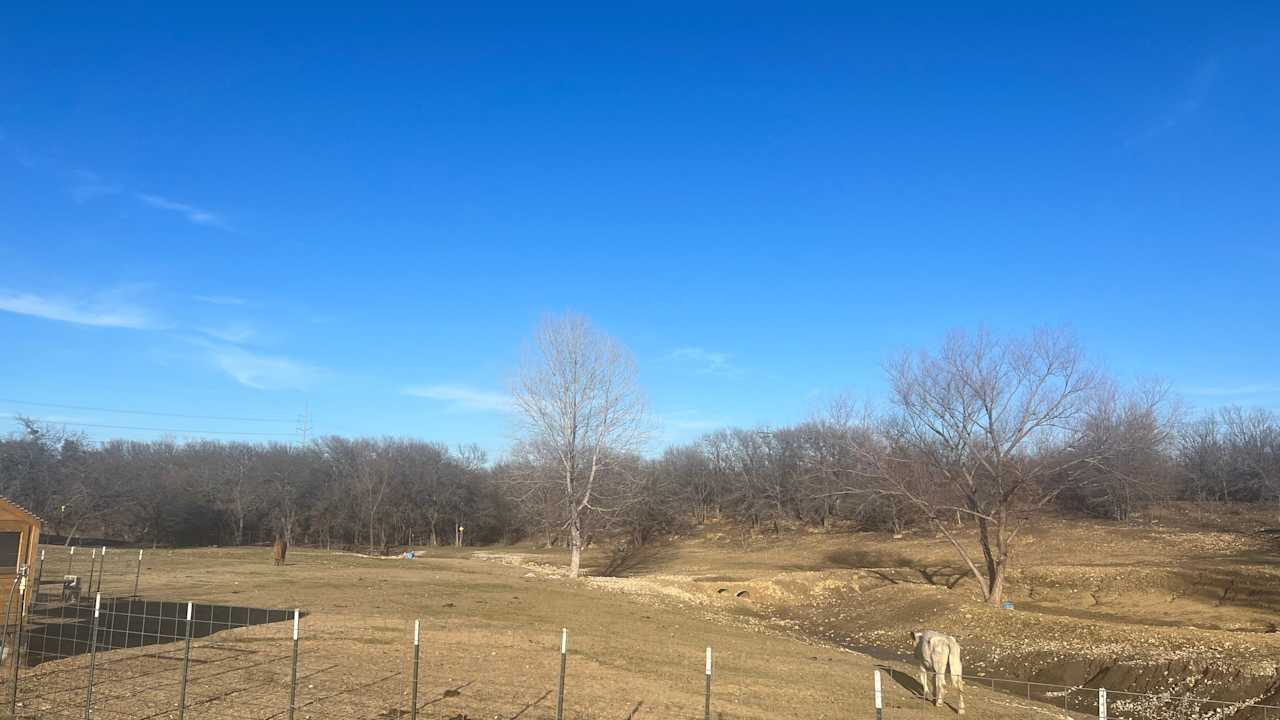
top-left (911, 630), bottom-right (965, 714)
top-left (61, 575), bottom-right (81, 604)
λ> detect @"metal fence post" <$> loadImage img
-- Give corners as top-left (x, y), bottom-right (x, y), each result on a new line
top-left (555, 628), bottom-right (567, 720)
top-left (410, 620), bottom-right (421, 720)
top-left (132, 550), bottom-right (143, 597)
top-left (1099, 687), bottom-right (1108, 720)
top-left (86, 549), bottom-right (97, 600)
top-left (95, 547), bottom-right (106, 595)
top-left (32, 549), bottom-right (45, 601)
top-left (874, 669), bottom-right (883, 720)
top-left (83, 593), bottom-right (102, 720)
top-left (704, 647), bottom-right (712, 720)
top-left (8, 582), bottom-right (26, 716)
top-left (288, 609), bottom-right (300, 720)
top-left (177, 602), bottom-right (194, 720)
top-left (67, 545), bottom-right (75, 578)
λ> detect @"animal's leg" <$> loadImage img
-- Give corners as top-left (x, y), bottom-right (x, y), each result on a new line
top-left (949, 639), bottom-right (965, 714)
top-left (931, 647), bottom-right (949, 707)
top-left (919, 667), bottom-right (930, 701)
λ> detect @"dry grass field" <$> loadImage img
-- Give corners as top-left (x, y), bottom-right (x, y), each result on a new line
top-left (7, 542), bottom-right (1075, 720)
top-left (9, 503), bottom-right (1280, 719)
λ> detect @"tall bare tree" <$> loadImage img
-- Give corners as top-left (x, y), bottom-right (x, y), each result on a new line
top-left (884, 328), bottom-right (1101, 606)
top-left (1053, 380), bottom-right (1179, 520)
top-left (512, 312), bottom-right (645, 577)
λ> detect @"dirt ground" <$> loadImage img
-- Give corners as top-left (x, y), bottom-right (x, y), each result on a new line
top-left (505, 503), bottom-right (1280, 715)
top-left (9, 503), bottom-right (1279, 720)
top-left (5, 540), bottom-right (1084, 720)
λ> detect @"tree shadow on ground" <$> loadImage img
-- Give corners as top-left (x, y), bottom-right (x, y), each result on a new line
top-left (591, 542), bottom-right (678, 578)
top-left (507, 689), bottom-right (551, 719)
top-left (375, 680), bottom-right (475, 718)
top-left (824, 549), bottom-right (968, 589)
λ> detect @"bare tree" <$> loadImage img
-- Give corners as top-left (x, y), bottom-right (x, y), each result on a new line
top-left (221, 444), bottom-right (261, 545)
top-left (883, 328), bottom-right (1101, 607)
top-left (1220, 407), bottom-right (1280, 503)
top-left (1176, 407), bottom-right (1280, 506)
top-left (1053, 380), bottom-right (1179, 520)
top-left (322, 437), bottom-right (395, 553)
top-left (512, 312), bottom-right (645, 577)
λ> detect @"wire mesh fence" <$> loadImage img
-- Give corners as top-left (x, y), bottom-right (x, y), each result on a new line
top-left (0, 545), bottom-right (492, 720)
top-left (873, 667), bottom-right (1280, 720)
top-left (5, 545), bottom-right (1280, 719)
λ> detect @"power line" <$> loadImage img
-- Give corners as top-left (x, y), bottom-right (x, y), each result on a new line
top-left (6, 416), bottom-right (298, 438)
top-left (0, 398), bottom-right (294, 424)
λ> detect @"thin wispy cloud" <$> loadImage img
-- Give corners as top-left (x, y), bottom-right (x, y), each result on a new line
top-left (1182, 383), bottom-right (1280, 397)
top-left (202, 342), bottom-right (325, 391)
top-left (193, 295), bottom-right (248, 306)
top-left (666, 346), bottom-right (736, 374)
top-left (136, 193), bottom-right (227, 229)
top-left (1130, 57), bottom-right (1221, 145)
top-left (3, 135), bottom-right (230, 228)
top-left (69, 171), bottom-right (122, 203)
top-left (0, 290), bottom-right (155, 329)
top-left (197, 323), bottom-right (257, 345)
top-left (649, 410), bottom-right (731, 451)
top-left (403, 384), bottom-right (514, 413)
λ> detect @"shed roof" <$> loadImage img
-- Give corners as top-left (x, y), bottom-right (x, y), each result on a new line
top-left (0, 496), bottom-right (42, 525)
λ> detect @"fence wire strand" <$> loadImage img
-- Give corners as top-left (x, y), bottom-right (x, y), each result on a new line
top-left (7, 546), bottom-right (1280, 720)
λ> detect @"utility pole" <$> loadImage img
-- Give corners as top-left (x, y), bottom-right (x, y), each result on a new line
top-left (296, 403), bottom-right (312, 445)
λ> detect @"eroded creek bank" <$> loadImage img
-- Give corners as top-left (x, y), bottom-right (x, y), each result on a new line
top-left (478, 540), bottom-right (1280, 718)
top-left (591, 564), bottom-right (1280, 718)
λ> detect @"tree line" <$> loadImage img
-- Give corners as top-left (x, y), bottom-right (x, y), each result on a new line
top-left (2, 318), bottom-right (1277, 606)
top-left (0, 425), bottom-right (505, 551)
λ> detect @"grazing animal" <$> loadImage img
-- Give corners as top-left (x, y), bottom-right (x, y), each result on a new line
top-left (911, 630), bottom-right (965, 714)
top-left (273, 538), bottom-right (288, 566)
top-left (61, 575), bottom-right (81, 604)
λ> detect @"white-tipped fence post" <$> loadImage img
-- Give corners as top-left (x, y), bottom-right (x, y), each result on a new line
top-left (555, 628), bottom-right (567, 720)
top-left (287, 609), bottom-right (300, 720)
top-left (177, 602), bottom-right (193, 720)
top-left (1099, 687), bottom-right (1107, 720)
top-left (132, 549), bottom-right (143, 597)
top-left (410, 620), bottom-right (421, 720)
top-left (874, 669), bottom-right (883, 720)
top-left (704, 647), bottom-right (713, 720)
top-left (83, 593), bottom-right (102, 720)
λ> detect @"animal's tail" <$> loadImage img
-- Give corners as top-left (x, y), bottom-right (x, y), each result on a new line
top-left (948, 641), bottom-right (964, 690)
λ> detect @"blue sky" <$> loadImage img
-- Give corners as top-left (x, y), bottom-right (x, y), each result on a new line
top-left (2, 4), bottom-right (1277, 457)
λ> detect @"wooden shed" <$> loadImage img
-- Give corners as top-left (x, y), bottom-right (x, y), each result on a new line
top-left (0, 496), bottom-right (41, 619)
